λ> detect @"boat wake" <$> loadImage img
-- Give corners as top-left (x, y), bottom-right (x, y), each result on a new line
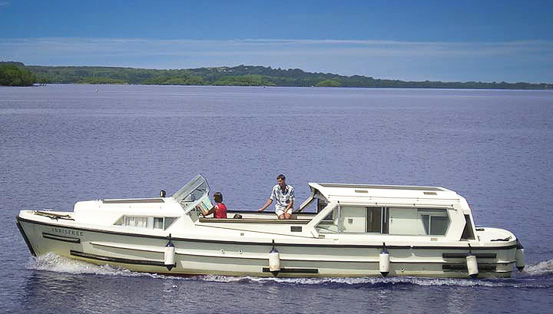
top-left (27, 254), bottom-right (553, 288)
top-left (27, 253), bottom-right (162, 279)
top-left (522, 259), bottom-right (553, 276)
top-left (198, 274), bottom-right (550, 289)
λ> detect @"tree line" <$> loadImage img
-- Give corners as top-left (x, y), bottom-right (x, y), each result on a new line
top-left (0, 62), bottom-right (36, 86)
top-left (1, 62), bottom-right (552, 89)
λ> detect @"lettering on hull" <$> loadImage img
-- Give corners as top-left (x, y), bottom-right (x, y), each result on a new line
top-left (50, 227), bottom-right (84, 237)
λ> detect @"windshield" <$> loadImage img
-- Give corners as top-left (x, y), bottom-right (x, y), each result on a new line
top-left (172, 174), bottom-right (211, 213)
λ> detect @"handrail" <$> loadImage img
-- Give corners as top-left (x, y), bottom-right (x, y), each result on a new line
top-left (34, 211), bottom-right (75, 221)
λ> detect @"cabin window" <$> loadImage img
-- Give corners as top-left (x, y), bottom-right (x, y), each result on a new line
top-left (317, 206), bottom-right (449, 236)
top-left (367, 207), bottom-right (381, 232)
top-left (297, 194), bottom-right (326, 214)
top-left (316, 204), bottom-right (340, 233)
top-left (164, 217), bottom-right (177, 229)
top-left (419, 209), bottom-right (449, 235)
top-left (153, 217), bottom-right (164, 229)
top-left (389, 208), bottom-right (423, 235)
top-left (366, 207), bottom-right (389, 234)
top-left (317, 198), bottom-right (334, 221)
top-left (461, 214), bottom-right (475, 240)
top-left (116, 216), bottom-right (177, 230)
top-left (317, 198), bottom-right (328, 213)
top-left (317, 205), bottom-right (370, 233)
top-left (388, 208), bottom-right (449, 236)
top-left (317, 206), bottom-right (392, 234)
top-left (339, 206), bottom-right (367, 233)
top-left (123, 216), bottom-right (149, 228)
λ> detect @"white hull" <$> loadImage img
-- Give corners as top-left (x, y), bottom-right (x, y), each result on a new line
top-left (17, 212), bottom-right (517, 278)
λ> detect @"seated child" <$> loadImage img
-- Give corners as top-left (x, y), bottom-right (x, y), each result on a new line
top-left (200, 192), bottom-right (227, 218)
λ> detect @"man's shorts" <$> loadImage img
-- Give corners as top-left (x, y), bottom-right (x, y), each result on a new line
top-left (275, 207), bottom-right (292, 217)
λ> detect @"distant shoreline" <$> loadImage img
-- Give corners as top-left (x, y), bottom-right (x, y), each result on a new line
top-left (22, 83), bottom-right (553, 92)
top-left (3, 62), bottom-right (552, 90)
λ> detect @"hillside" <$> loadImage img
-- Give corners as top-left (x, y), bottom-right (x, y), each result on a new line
top-left (15, 63), bottom-right (553, 90)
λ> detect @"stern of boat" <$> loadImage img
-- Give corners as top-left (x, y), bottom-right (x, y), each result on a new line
top-left (471, 227), bottom-right (524, 276)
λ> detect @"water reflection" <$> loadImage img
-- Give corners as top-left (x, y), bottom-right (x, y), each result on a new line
top-left (15, 268), bottom-right (553, 314)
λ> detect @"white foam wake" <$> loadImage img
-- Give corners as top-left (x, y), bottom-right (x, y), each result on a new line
top-left (198, 275), bottom-right (546, 288)
top-left (27, 253), bottom-right (552, 288)
top-left (522, 259), bottom-right (553, 276)
top-left (27, 252), bottom-right (161, 278)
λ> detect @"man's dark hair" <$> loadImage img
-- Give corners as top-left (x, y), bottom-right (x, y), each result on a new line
top-left (213, 192), bottom-right (223, 203)
top-left (277, 174), bottom-right (286, 181)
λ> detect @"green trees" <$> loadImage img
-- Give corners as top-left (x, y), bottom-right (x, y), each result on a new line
top-left (77, 77), bottom-right (127, 84)
top-left (6, 63), bottom-right (550, 89)
top-left (0, 64), bottom-right (36, 86)
top-left (212, 75), bottom-right (276, 86)
top-left (316, 79), bottom-right (341, 87)
top-left (142, 75), bottom-right (205, 85)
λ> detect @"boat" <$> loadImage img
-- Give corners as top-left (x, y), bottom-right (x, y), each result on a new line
top-left (16, 174), bottom-right (525, 278)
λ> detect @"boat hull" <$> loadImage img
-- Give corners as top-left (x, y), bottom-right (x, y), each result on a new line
top-left (17, 215), bottom-right (516, 278)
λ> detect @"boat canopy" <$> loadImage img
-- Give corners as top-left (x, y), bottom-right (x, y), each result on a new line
top-left (309, 182), bottom-right (460, 205)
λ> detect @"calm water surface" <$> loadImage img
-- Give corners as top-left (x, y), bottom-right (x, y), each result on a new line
top-left (1, 85), bottom-right (552, 313)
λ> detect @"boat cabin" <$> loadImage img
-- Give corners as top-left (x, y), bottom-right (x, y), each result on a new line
top-left (296, 182), bottom-right (476, 241)
top-left (72, 175), bottom-right (477, 242)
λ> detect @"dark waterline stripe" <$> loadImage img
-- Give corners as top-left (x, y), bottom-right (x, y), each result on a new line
top-left (262, 267), bottom-right (319, 274)
top-left (70, 250), bottom-right (173, 267)
top-left (42, 232), bottom-right (81, 243)
top-left (443, 252), bottom-right (496, 259)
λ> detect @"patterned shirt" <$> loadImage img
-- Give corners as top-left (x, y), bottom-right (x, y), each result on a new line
top-left (270, 184), bottom-right (295, 211)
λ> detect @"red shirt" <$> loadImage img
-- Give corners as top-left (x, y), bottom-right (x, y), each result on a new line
top-left (214, 203), bottom-right (227, 218)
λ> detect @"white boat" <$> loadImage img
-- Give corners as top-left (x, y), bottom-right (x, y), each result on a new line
top-left (17, 175), bottom-right (525, 278)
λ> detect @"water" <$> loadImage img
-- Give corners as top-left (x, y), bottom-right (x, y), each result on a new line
top-left (1, 85), bottom-right (553, 313)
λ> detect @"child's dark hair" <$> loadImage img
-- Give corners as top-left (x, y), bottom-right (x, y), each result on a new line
top-left (213, 192), bottom-right (223, 203)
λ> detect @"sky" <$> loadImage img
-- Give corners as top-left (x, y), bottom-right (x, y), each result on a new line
top-left (1, 0), bottom-right (552, 83)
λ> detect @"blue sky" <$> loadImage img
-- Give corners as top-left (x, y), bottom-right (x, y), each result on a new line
top-left (1, 0), bottom-right (552, 83)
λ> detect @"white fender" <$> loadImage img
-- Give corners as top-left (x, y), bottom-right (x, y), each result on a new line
top-left (466, 253), bottom-right (478, 278)
top-left (164, 237), bottom-right (176, 271)
top-left (269, 247), bottom-right (281, 275)
top-left (379, 248), bottom-right (390, 277)
top-left (515, 241), bottom-right (526, 272)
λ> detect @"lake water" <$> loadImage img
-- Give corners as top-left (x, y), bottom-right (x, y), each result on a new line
top-left (1, 85), bottom-right (553, 313)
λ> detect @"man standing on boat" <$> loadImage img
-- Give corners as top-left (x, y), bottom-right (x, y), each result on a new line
top-left (258, 174), bottom-right (295, 219)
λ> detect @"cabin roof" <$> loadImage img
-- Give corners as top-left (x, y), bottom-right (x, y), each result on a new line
top-left (316, 183), bottom-right (446, 191)
top-left (309, 182), bottom-right (460, 203)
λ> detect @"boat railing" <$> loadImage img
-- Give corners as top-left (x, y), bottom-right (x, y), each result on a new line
top-left (102, 198), bottom-right (165, 204)
top-left (328, 199), bottom-right (457, 208)
top-left (33, 210), bottom-right (75, 221)
top-left (198, 217), bottom-right (311, 224)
